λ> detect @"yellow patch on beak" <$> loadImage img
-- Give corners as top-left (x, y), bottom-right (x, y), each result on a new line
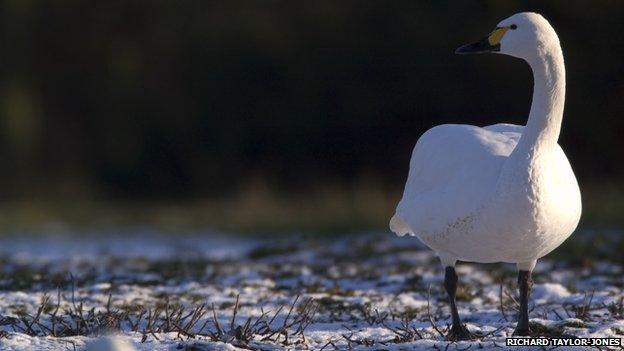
top-left (488, 27), bottom-right (509, 46)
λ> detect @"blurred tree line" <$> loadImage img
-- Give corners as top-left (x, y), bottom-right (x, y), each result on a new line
top-left (1, 0), bottom-right (623, 202)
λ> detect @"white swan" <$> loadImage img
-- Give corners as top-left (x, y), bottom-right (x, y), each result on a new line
top-left (390, 12), bottom-right (581, 339)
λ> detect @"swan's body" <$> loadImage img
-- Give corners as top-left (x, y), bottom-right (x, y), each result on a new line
top-left (391, 122), bottom-right (581, 268)
top-left (390, 13), bottom-right (582, 338)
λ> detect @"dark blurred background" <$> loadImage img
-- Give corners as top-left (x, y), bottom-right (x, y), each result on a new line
top-left (1, 1), bottom-right (623, 232)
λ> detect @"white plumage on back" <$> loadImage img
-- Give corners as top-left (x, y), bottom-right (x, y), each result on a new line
top-left (391, 123), bottom-right (520, 235)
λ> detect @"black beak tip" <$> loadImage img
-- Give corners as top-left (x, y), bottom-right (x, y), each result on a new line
top-left (455, 46), bottom-right (469, 55)
top-left (454, 38), bottom-right (498, 55)
top-left (455, 41), bottom-right (481, 55)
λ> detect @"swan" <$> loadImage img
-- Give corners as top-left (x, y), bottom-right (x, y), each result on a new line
top-left (390, 12), bottom-right (581, 339)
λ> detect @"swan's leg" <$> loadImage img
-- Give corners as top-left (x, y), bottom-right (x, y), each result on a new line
top-left (513, 270), bottom-right (533, 335)
top-left (444, 266), bottom-right (473, 341)
top-left (513, 261), bottom-right (535, 336)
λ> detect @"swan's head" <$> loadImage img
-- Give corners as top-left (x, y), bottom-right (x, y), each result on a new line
top-left (455, 12), bottom-right (559, 61)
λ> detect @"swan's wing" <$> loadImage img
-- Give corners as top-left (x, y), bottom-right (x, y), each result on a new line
top-left (483, 123), bottom-right (524, 135)
top-left (391, 124), bottom-right (522, 236)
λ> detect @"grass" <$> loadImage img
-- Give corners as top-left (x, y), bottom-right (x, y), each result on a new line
top-left (0, 181), bottom-right (622, 235)
top-left (248, 245), bottom-right (299, 260)
top-left (547, 230), bottom-right (624, 266)
top-left (527, 322), bottom-right (567, 338)
top-left (0, 285), bottom-right (319, 348)
top-left (579, 182), bottom-right (624, 228)
top-left (0, 232), bottom-right (621, 349)
top-left (0, 278), bottom-right (450, 348)
top-left (0, 178), bottom-right (398, 234)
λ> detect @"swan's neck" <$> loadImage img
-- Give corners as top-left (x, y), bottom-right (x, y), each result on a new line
top-left (513, 44), bottom-right (566, 155)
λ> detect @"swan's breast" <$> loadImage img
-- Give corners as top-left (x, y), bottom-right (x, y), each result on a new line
top-left (484, 146), bottom-right (581, 259)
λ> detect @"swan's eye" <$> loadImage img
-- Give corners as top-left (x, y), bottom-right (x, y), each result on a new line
top-left (510, 24), bottom-right (518, 30)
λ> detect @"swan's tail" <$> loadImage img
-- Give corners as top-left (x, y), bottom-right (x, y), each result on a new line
top-left (389, 214), bottom-right (412, 237)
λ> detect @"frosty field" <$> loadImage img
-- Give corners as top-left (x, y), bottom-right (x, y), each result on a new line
top-left (0, 231), bottom-right (621, 350)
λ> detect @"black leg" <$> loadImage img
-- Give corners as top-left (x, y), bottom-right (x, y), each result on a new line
top-left (444, 266), bottom-right (473, 340)
top-left (513, 270), bottom-right (533, 336)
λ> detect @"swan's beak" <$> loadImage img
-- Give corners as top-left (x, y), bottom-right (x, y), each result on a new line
top-left (455, 27), bottom-right (508, 55)
top-left (455, 36), bottom-right (500, 54)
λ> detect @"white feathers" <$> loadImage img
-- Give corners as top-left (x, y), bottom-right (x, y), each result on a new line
top-left (391, 13), bottom-right (581, 269)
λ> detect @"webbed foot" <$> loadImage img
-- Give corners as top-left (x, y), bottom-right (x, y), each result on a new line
top-left (446, 323), bottom-right (474, 341)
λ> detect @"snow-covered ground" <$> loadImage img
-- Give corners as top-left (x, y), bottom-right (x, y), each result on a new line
top-left (0, 231), bottom-right (621, 350)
